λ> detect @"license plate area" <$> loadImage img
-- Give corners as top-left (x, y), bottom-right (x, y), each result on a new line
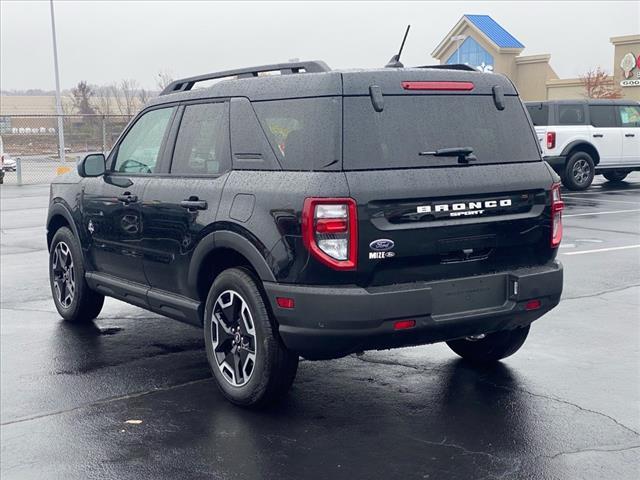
top-left (431, 275), bottom-right (507, 315)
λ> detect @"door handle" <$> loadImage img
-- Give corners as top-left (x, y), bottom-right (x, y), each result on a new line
top-left (180, 198), bottom-right (208, 211)
top-left (117, 192), bottom-right (138, 204)
top-left (625, 133), bottom-right (635, 138)
top-left (593, 134), bottom-right (604, 138)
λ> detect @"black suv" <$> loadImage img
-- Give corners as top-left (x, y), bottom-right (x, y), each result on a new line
top-left (47, 61), bottom-right (564, 406)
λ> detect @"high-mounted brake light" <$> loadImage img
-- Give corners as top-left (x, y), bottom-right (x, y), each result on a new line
top-left (302, 198), bottom-right (358, 270)
top-left (401, 81), bottom-right (474, 91)
top-left (550, 184), bottom-right (564, 248)
top-left (546, 131), bottom-right (556, 149)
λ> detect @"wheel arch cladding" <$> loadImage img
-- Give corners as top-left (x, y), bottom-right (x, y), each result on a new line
top-left (563, 141), bottom-right (600, 165)
top-left (46, 203), bottom-right (79, 249)
top-left (189, 230), bottom-right (277, 302)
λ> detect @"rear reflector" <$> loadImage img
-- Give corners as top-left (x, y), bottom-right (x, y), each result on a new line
top-left (401, 81), bottom-right (474, 91)
top-left (525, 299), bottom-right (542, 311)
top-left (276, 297), bottom-right (295, 309)
top-left (393, 319), bottom-right (416, 330)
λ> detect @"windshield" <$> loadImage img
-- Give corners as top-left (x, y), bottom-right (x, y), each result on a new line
top-left (343, 95), bottom-right (540, 170)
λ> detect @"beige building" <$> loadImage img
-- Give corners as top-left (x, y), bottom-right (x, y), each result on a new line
top-left (432, 15), bottom-right (640, 102)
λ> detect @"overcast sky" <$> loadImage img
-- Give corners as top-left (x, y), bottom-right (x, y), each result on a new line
top-left (1, 1), bottom-right (638, 91)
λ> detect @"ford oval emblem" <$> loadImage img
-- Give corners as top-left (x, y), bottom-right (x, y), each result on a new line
top-left (369, 239), bottom-right (395, 251)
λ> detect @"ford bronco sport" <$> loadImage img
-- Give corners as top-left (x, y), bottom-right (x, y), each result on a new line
top-left (47, 61), bottom-right (564, 407)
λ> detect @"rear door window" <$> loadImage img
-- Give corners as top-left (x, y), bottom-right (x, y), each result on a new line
top-left (526, 103), bottom-right (549, 126)
top-left (171, 102), bottom-right (230, 175)
top-left (343, 95), bottom-right (540, 170)
top-left (589, 105), bottom-right (618, 128)
top-left (252, 97), bottom-right (342, 170)
top-left (557, 104), bottom-right (586, 125)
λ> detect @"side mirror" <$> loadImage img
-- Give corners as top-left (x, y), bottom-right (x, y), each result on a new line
top-left (78, 153), bottom-right (106, 177)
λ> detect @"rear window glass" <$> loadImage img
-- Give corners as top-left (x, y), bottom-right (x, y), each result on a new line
top-left (589, 105), bottom-right (617, 128)
top-left (253, 97), bottom-right (342, 170)
top-left (343, 95), bottom-right (540, 170)
top-left (558, 104), bottom-right (586, 125)
top-left (526, 103), bottom-right (549, 126)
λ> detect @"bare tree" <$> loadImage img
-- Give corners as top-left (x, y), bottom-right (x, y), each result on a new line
top-left (110, 79), bottom-right (141, 116)
top-left (71, 81), bottom-right (95, 114)
top-left (156, 70), bottom-right (174, 91)
top-left (581, 67), bottom-right (622, 99)
top-left (138, 88), bottom-right (150, 105)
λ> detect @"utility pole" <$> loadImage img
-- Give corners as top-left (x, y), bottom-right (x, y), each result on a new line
top-left (49, 0), bottom-right (65, 162)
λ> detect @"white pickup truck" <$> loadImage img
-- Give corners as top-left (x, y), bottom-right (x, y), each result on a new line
top-left (525, 100), bottom-right (640, 190)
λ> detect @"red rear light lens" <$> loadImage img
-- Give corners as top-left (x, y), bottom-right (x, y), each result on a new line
top-left (550, 184), bottom-right (564, 248)
top-left (402, 81), bottom-right (474, 91)
top-left (525, 299), bottom-right (542, 311)
top-left (302, 198), bottom-right (358, 270)
top-left (546, 131), bottom-right (556, 149)
top-left (276, 297), bottom-right (295, 309)
top-left (393, 319), bottom-right (416, 330)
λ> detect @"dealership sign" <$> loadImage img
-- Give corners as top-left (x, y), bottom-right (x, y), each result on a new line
top-left (620, 52), bottom-right (640, 87)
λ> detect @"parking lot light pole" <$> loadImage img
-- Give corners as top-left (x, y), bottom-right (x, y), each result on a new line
top-left (49, 0), bottom-right (65, 163)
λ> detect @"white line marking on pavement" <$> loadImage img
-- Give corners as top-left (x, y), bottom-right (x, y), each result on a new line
top-left (563, 196), bottom-right (640, 205)
top-left (564, 209), bottom-right (640, 217)
top-left (562, 245), bottom-right (640, 255)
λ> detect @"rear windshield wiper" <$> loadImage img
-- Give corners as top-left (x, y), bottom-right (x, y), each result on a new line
top-left (419, 147), bottom-right (477, 164)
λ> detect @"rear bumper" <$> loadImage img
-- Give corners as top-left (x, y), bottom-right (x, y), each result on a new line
top-left (264, 262), bottom-right (563, 359)
top-left (543, 156), bottom-right (566, 174)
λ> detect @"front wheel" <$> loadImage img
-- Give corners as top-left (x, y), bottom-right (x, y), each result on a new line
top-left (204, 268), bottom-right (298, 407)
top-left (49, 227), bottom-right (104, 322)
top-left (562, 152), bottom-right (595, 191)
top-left (446, 325), bottom-right (530, 363)
top-left (603, 170), bottom-right (630, 182)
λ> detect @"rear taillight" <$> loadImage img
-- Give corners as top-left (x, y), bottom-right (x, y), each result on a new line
top-left (550, 184), bottom-right (564, 248)
top-left (546, 131), bottom-right (556, 149)
top-left (302, 198), bottom-right (358, 270)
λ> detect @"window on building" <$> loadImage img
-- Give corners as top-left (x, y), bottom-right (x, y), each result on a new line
top-left (558, 104), bottom-right (586, 125)
top-left (589, 105), bottom-right (617, 128)
top-left (618, 105), bottom-right (640, 127)
top-left (171, 102), bottom-right (230, 175)
top-left (446, 37), bottom-right (494, 71)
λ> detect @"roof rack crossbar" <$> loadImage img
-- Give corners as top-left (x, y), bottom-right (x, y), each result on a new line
top-left (160, 60), bottom-right (331, 95)
top-left (417, 64), bottom-right (478, 72)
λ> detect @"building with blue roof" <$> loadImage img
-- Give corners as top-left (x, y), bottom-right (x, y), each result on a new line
top-left (432, 15), bottom-right (639, 101)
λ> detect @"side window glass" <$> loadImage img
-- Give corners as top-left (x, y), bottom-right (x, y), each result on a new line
top-left (618, 105), bottom-right (640, 127)
top-left (589, 105), bottom-right (618, 128)
top-left (171, 102), bottom-right (230, 175)
top-left (112, 107), bottom-right (175, 174)
top-left (558, 104), bottom-right (586, 125)
top-left (526, 103), bottom-right (548, 126)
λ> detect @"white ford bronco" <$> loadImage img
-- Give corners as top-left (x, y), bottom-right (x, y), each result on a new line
top-left (526, 100), bottom-right (640, 190)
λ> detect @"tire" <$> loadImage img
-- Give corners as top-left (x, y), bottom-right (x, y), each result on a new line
top-left (603, 170), bottom-right (629, 182)
top-left (204, 268), bottom-right (298, 407)
top-left (446, 325), bottom-right (530, 363)
top-left (49, 227), bottom-right (104, 322)
top-left (562, 151), bottom-right (595, 191)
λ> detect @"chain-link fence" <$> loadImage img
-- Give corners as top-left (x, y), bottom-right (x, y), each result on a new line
top-left (1, 114), bottom-right (133, 185)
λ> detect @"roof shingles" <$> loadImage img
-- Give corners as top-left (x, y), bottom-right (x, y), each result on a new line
top-left (464, 14), bottom-right (525, 49)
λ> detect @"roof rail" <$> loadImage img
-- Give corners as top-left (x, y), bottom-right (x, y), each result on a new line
top-left (417, 64), bottom-right (478, 72)
top-left (160, 60), bottom-right (331, 96)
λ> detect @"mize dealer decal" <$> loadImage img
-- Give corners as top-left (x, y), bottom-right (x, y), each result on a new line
top-left (417, 199), bottom-right (512, 217)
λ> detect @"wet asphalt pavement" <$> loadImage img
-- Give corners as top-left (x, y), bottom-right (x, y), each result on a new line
top-left (1, 175), bottom-right (639, 480)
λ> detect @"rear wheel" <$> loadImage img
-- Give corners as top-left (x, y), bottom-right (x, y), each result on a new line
top-left (562, 151), bottom-right (595, 191)
top-left (49, 227), bottom-right (104, 322)
top-left (603, 170), bottom-right (630, 182)
top-left (446, 325), bottom-right (530, 363)
top-left (204, 268), bottom-right (298, 407)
